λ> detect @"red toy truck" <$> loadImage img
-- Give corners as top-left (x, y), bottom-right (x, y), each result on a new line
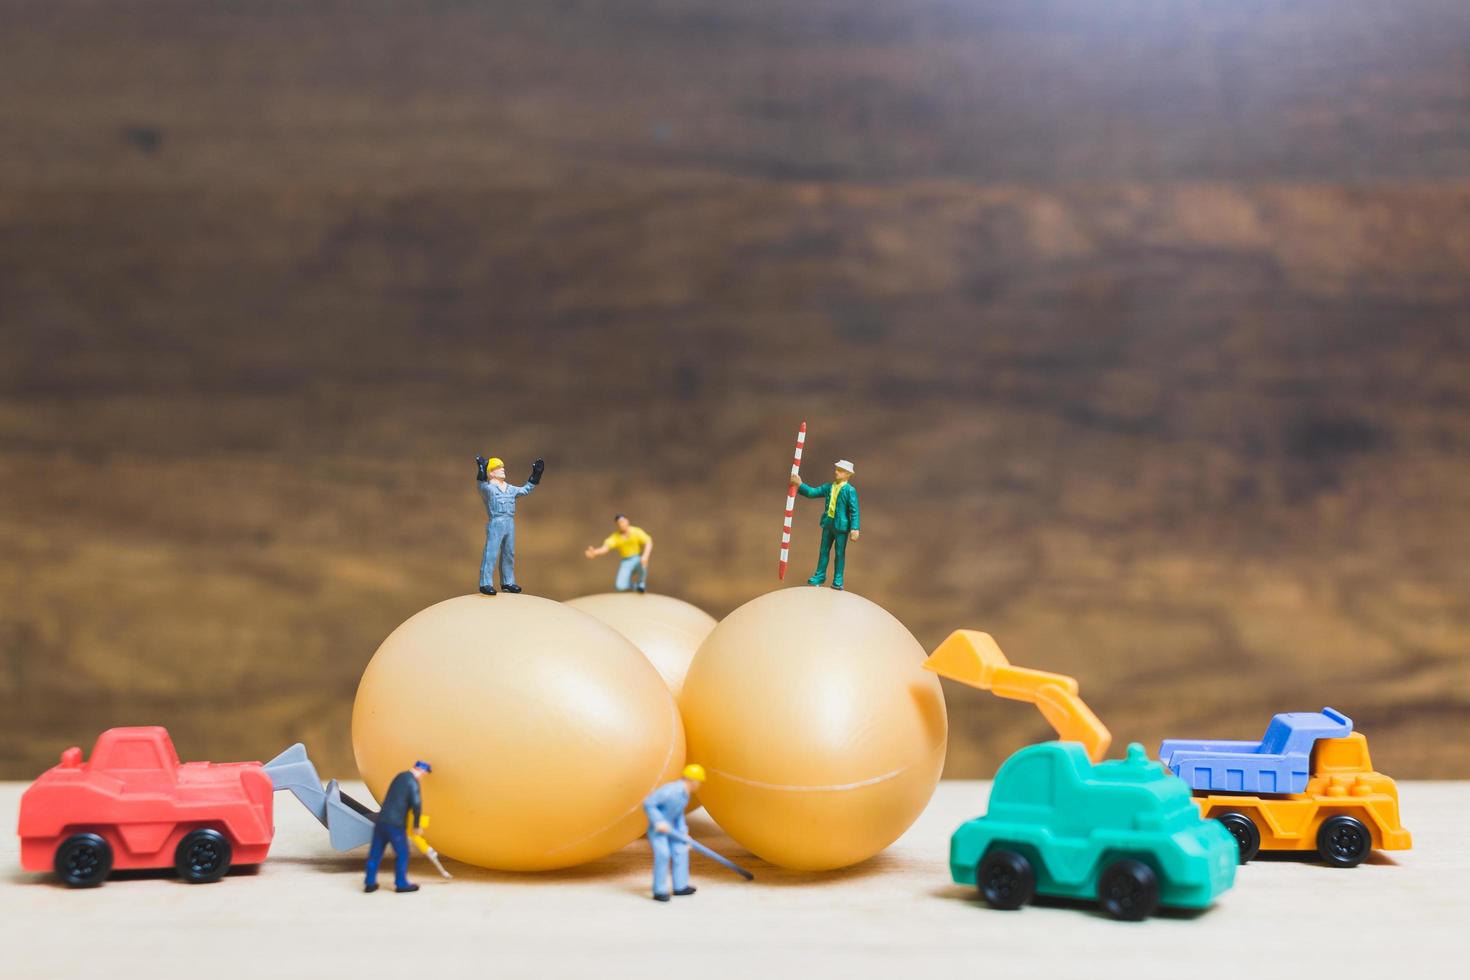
top-left (17, 726), bottom-right (275, 887)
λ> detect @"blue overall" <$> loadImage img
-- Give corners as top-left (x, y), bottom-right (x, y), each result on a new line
top-left (365, 770), bottom-right (421, 890)
top-left (364, 824), bottom-right (411, 890)
top-left (615, 554), bottom-right (648, 592)
top-left (642, 779), bottom-right (691, 898)
top-left (478, 478), bottom-right (536, 589)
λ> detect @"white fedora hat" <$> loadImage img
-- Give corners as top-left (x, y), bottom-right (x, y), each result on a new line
top-left (834, 459), bottom-right (855, 474)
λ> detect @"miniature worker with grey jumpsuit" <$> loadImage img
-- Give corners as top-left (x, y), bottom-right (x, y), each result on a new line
top-left (475, 454), bottom-right (544, 595)
top-left (642, 764), bottom-right (706, 901)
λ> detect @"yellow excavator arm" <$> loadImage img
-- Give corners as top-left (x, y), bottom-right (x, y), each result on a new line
top-left (923, 629), bottom-right (1112, 762)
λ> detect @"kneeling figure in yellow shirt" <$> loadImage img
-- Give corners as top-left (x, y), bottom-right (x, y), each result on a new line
top-left (584, 515), bottom-right (653, 593)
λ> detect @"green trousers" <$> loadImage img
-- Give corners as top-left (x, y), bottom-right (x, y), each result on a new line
top-left (808, 525), bottom-right (848, 588)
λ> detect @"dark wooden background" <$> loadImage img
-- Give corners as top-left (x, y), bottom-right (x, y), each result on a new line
top-left (2, 0), bottom-right (1467, 780)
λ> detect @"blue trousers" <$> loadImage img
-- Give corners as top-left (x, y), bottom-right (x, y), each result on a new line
top-left (615, 554), bottom-right (647, 591)
top-left (808, 525), bottom-right (849, 588)
top-left (365, 824), bottom-right (410, 889)
top-left (480, 517), bottom-right (517, 588)
top-left (648, 829), bottom-right (690, 897)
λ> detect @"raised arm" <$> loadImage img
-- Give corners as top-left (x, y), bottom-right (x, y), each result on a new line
top-left (515, 457), bottom-right (544, 496)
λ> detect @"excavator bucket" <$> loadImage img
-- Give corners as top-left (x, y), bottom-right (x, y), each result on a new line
top-left (323, 780), bottom-right (377, 851)
top-left (924, 630), bottom-right (1112, 762)
top-left (263, 743), bottom-right (377, 851)
top-left (262, 743), bottom-right (329, 824)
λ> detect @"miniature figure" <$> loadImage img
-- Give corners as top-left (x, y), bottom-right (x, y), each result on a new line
top-left (475, 454), bottom-right (544, 595)
top-left (583, 514), bottom-right (653, 592)
top-left (642, 763), bottom-right (706, 901)
top-left (364, 760), bottom-right (431, 894)
top-left (789, 459), bottom-right (860, 590)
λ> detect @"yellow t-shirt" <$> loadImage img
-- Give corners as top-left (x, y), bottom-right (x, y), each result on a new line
top-left (603, 527), bottom-right (652, 558)
top-left (827, 483), bottom-right (842, 519)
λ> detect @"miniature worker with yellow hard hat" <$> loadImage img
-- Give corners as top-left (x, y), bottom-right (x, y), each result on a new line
top-left (789, 458), bottom-right (860, 590)
top-left (474, 453), bottom-right (544, 595)
top-left (642, 764), bottom-right (706, 902)
top-left (583, 514), bottom-right (654, 592)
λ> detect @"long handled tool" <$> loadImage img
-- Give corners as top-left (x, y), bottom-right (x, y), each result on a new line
top-left (409, 816), bottom-right (453, 879)
top-left (778, 421), bottom-right (807, 579)
top-left (668, 830), bottom-right (754, 880)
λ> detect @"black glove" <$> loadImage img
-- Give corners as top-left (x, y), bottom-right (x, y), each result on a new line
top-left (475, 455), bottom-right (488, 482)
top-left (528, 457), bottom-right (545, 485)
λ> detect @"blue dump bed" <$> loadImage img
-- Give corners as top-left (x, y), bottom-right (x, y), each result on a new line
top-left (1158, 707), bottom-right (1352, 794)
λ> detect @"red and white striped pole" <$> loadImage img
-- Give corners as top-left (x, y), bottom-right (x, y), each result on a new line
top-left (779, 422), bottom-right (807, 579)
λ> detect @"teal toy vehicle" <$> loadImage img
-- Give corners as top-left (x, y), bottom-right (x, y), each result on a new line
top-left (951, 742), bottom-right (1238, 920)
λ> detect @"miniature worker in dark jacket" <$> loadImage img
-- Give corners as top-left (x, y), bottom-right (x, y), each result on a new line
top-left (642, 764), bottom-right (706, 902)
top-left (364, 760), bottom-right (430, 894)
top-left (475, 454), bottom-right (544, 595)
top-left (789, 459), bottom-right (860, 590)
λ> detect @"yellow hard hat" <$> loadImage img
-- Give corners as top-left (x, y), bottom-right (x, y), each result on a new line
top-left (682, 763), bottom-right (707, 782)
top-left (485, 457), bottom-right (504, 471)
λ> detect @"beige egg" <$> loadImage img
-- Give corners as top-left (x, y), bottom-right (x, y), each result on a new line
top-left (564, 592), bottom-right (717, 698)
top-left (352, 594), bottom-right (684, 871)
top-left (680, 588), bottom-right (947, 870)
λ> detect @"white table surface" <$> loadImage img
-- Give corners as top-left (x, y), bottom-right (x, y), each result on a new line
top-left (2, 780), bottom-right (1464, 979)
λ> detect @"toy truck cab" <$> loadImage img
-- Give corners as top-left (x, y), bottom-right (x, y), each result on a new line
top-left (17, 726), bottom-right (275, 887)
top-left (1160, 708), bottom-right (1412, 866)
top-left (923, 630), bottom-right (1236, 920)
top-left (951, 742), bottom-right (1237, 920)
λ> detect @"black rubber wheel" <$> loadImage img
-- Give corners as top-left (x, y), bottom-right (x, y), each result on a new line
top-left (977, 849), bottom-right (1036, 910)
top-left (175, 828), bottom-right (232, 883)
top-left (1097, 859), bottom-right (1159, 921)
top-left (1317, 815), bottom-right (1371, 868)
top-left (54, 833), bottom-right (113, 888)
top-left (1217, 811), bottom-right (1262, 863)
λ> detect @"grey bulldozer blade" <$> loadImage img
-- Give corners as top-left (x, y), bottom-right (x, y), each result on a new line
top-left (263, 742), bottom-right (377, 851)
top-left (324, 779), bottom-right (377, 851)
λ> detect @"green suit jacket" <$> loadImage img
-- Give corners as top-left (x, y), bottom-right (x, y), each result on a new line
top-left (797, 481), bottom-right (860, 533)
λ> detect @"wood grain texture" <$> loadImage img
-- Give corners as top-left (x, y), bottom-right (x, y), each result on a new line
top-left (1, 1), bottom-right (1468, 779)
top-left (2, 781), bottom-right (1466, 978)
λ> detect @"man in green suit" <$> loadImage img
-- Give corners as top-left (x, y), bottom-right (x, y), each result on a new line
top-left (789, 459), bottom-right (860, 590)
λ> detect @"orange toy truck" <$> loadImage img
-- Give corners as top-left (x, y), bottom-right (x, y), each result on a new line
top-left (1159, 708), bottom-right (1411, 866)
